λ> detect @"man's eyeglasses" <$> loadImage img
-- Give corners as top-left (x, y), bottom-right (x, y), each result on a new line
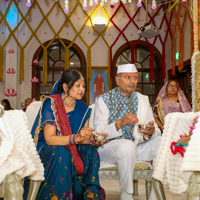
top-left (168, 84), bottom-right (177, 88)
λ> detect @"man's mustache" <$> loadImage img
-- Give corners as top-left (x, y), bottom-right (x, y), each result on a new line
top-left (127, 83), bottom-right (135, 87)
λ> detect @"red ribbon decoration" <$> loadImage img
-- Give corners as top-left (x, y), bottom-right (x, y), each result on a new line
top-left (170, 141), bottom-right (186, 157)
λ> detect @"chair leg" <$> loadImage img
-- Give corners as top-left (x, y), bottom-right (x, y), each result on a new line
top-left (187, 172), bottom-right (200, 200)
top-left (27, 180), bottom-right (41, 200)
top-left (4, 174), bottom-right (23, 200)
top-left (152, 178), bottom-right (166, 200)
top-left (133, 180), bottom-right (138, 196)
top-left (145, 180), bottom-right (152, 200)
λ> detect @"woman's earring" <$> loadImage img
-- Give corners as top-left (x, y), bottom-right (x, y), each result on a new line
top-left (62, 91), bottom-right (68, 100)
top-left (64, 92), bottom-right (68, 98)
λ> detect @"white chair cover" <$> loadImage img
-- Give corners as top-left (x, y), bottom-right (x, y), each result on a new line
top-left (153, 111), bottom-right (200, 194)
top-left (25, 101), bottom-right (42, 131)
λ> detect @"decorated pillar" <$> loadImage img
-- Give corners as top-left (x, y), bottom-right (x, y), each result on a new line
top-left (4, 2), bottom-right (18, 109)
top-left (199, 0), bottom-right (200, 50)
top-left (191, 0), bottom-right (200, 112)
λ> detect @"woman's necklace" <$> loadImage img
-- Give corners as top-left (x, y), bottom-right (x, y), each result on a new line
top-left (167, 97), bottom-right (178, 102)
top-left (63, 100), bottom-right (75, 108)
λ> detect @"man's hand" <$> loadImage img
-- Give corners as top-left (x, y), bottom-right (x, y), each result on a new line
top-left (118, 113), bottom-right (139, 128)
top-left (138, 121), bottom-right (155, 136)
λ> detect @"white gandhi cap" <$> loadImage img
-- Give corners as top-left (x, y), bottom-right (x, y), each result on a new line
top-left (117, 63), bottom-right (138, 74)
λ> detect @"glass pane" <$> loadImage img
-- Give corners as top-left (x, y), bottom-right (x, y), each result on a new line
top-left (116, 54), bottom-right (130, 66)
top-left (70, 54), bottom-right (81, 67)
top-left (60, 47), bottom-right (75, 61)
top-left (143, 72), bottom-right (155, 83)
top-left (61, 46), bottom-right (65, 61)
top-left (142, 57), bottom-right (150, 68)
top-left (54, 61), bottom-right (64, 67)
top-left (69, 49), bottom-right (75, 57)
top-left (48, 46), bottom-right (59, 61)
top-left (54, 71), bottom-right (63, 82)
top-left (148, 96), bottom-right (156, 107)
top-left (135, 62), bottom-right (142, 68)
top-left (143, 84), bottom-right (155, 95)
top-left (122, 49), bottom-right (131, 62)
top-left (40, 83), bottom-right (52, 95)
top-left (136, 48), bottom-right (149, 63)
top-left (138, 72), bottom-right (142, 83)
top-left (136, 84), bottom-right (142, 93)
top-left (38, 58), bottom-right (43, 67)
top-left (141, 58), bottom-right (157, 69)
top-left (48, 58), bottom-right (54, 67)
top-left (40, 71), bottom-right (52, 82)
top-left (47, 71), bottom-right (52, 82)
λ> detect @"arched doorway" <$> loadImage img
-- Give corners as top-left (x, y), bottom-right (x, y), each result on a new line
top-left (32, 39), bottom-right (86, 101)
top-left (112, 41), bottom-right (163, 106)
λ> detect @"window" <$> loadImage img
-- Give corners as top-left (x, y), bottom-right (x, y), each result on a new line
top-left (115, 45), bottom-right (161, 106)
top-left (32, 39), bottom-right (86, 101)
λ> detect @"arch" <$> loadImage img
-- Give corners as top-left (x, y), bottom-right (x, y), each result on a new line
top-left (112, 40), bottom-right (163, 105)
top-left (112, 40), bottom-right (162, 68)
top-left (32, 38), bottom-right (86, 66)
top-left (32, 39), bottom-right (86, 101)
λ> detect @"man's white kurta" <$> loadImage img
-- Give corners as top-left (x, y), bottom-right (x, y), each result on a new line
top-left (94, 91), bottom-right (161, 194)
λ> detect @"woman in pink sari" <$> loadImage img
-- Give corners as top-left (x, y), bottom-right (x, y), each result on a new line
top-left (153, 80), bottom-right (192, 131)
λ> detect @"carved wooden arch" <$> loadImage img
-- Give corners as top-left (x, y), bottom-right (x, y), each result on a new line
top-left (112, 40), bottom-right (163, 95)
top-left (31, 38), bottom-right (86, 100)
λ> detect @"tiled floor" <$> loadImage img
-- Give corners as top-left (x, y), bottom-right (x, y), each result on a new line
top-left (100, 180), bottom-right (187, 200)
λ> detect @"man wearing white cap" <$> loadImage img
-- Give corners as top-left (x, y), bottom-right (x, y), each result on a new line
top-left (94, 63), bottom-right (161, 200)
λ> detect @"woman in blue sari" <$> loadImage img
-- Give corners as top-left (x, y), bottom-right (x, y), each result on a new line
top-left (25, 70), bottom-right (106, 200)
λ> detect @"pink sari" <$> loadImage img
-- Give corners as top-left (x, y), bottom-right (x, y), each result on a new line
top-left (153, 82), bottom-right (192, 124)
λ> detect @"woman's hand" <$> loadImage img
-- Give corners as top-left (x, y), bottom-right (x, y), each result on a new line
top-left (154, 116), bottom-right (163, 130)
top-left (76, 127), bottom-right (93, 143)
top-left (91, 133), bottom-right (108, 146)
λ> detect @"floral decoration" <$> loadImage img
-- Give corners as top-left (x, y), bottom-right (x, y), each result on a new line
top-left (69, 187), bottom-right (73, 200)
top-left (26, 0), bottom-right (31, 7)
top-left (33, 59), bottom-right (39, 64)
top-left (31, 76), bottom-right (39, 83)
top-left (191, 52), bottom-right (198, 112)
top-left (6, 68), bottom-right (16, 74)
top-left (100, 188), bottom-right (106, 196)
top-left (61, 0), bottom-right (159, 11)
top-left (4, 88), bottom-right (17, 97)
top-left (58, 156), bottom-right (62, 162)
top-left (60, 176), bottom-right (64, 183)
top-left (44, 182), bottom-right (48, 188)
top-left (8, 49), bottom-right (15, 53)
top-left (51, 195), bottom-right (58, 200)
top-left (63, 192), bottom-right (67, 197)
top-left (32, 98), bottom-right (37, 102)
top-left (87, 191), bottom-right (94, 198)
